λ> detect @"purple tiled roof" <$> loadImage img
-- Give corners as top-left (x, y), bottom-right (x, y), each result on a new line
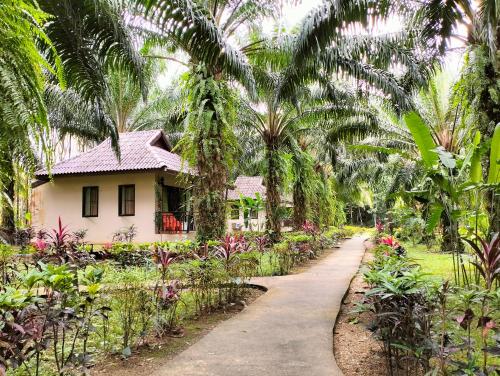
top-left (227, 176), bottom-right (266, 201)
top-left (35, 130), bottom-right (192, 177)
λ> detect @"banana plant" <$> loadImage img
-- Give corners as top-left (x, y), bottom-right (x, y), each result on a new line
top-left (238, 193), bottom-right (264, 231)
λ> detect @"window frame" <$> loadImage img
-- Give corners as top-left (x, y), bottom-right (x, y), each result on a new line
top-left (118, 184), bottom-right (135, 216)
top-left (82, 186), bottom-right (99, 218)
top-left (250, 208), bottom-right (258, 220)
top-left (230, 204), bottom-right (240, 220)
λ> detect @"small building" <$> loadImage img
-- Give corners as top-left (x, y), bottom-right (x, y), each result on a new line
top-left (226, 176), bottom-right (267, 232)
top-left (226, 176), bottom-right (293, 232)
top-left (31, 130), bottom-right (194, 243)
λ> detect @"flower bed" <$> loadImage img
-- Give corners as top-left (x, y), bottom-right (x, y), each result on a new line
top-left (0, 220), bottom-right (345, 375)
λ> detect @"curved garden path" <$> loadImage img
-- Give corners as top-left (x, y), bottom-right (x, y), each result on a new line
top-left (152, 236), bottom-right (367, 376)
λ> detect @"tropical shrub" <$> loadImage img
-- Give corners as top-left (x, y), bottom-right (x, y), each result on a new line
top-left (362, 246), bottom-right (436, 374)
top-left (363, 238), bottom-right (500, 375)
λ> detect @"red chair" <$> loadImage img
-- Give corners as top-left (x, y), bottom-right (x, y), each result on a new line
top-left (162, 213), bottom-right (183, 233)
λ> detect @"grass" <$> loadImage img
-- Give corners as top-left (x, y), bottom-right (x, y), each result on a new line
top-left (404, 241), bottom-right (479, 286)
top-left (404, 242), bottom-right (456, 281)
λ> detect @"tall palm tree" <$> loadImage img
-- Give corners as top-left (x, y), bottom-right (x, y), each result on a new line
top-left (239, 11), bottom-right (427, 238)
top-left (38, 0), bottom-right (147, 145)
top-left (137, 0), bottom-right (281, 241)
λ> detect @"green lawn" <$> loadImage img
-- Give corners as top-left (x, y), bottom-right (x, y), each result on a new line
top-left (404, 242), bottom-right (456, 281)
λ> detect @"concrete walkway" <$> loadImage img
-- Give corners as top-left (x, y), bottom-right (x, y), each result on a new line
top-left (152, 236), bottom-right (366, 376)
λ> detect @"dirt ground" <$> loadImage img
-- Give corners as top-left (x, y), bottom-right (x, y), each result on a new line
top-left (92, 288), bottom-right (264, 376)
top-left (333, 242), bottom-right (388, 376)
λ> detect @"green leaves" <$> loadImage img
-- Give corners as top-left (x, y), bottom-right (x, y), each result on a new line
top-left (487, 123), bottom-right (500, 184)
top-left (469, 131), bottom-right (483, 183)
top-left (435, 146), bottom-right (456, 169)
top-left (426, 203), bottom-right (443, 234)
top-left (139, 0), bottom-right (256, 96)
top-left (404, 111), bottom-right (438, 168)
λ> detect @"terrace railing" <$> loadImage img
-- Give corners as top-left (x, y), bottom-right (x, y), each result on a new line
top-left (155, 211), bottom-right (195, 234)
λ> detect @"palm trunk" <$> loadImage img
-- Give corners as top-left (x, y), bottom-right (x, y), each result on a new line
top-left (265, 139), bottom-right (282, 241)
top-left (485, 189), bottom-right (500, 235)
top-left (292, 183), bottom-right (307, 230)
top-left (0, 147), bottom-right (15, 241)
top-left (190, 71), bottom-right (228, 243)
top-left (193, 112), bottom-right (227, 243)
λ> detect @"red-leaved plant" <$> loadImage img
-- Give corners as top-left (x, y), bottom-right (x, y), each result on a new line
top-left (255, 236), bottom-right (269, 253)
top-left (48, 217), bottom-right (72, 251)
top-left (380, 236), bottom-right (400, 249)
top-left (33, 238), bottom-right (47, 253)
top-left (302, 221), bottom-right (318, 237)
top-left (214, 234), bottom-right (248, 261)
top-left (375, 220), bottom-right (384, 233)
top-left (462, 233), bottom-right (500, 290)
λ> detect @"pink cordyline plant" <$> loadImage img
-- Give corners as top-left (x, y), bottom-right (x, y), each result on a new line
top-left (255, 236), bottom-right (269, 253)
top-left (214, 234), bottom-right (248, 261)
top-left (153, 247), bottom-right (176, 271)
top-left (158, 280), bottom-right (180, 307)
top-left (375, 220), bottom-right (384, 233)
top-left (48, 217), bottom-right (71, 250)
top-left (462, 233), bottom-right (500, 290)
top-left (33, 238), bottom-right (47, 252)
top-left (302, 221), bottom-right (318, 236)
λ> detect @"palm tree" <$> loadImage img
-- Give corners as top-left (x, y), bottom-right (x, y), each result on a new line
top-left (240, 8), bottom-right (428, 237)
top-left (290, 139), bottom-right (315, 229)
top-left (137, 0), bottom-right (282, 241)
top-left (0, 0), bottom-right (146, 239)
top-left (331, 70), bottom-right (476, 253)
top-left (412, 0), bottom-right (500, 232)
top-left (0, 0), bottom-right (60, 239)
top-left (38, 0), bottom-right (147, 145)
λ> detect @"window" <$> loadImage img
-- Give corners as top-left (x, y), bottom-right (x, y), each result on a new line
top-left (82, 187), bottom-right (98, 217)
top-left (230, 204), bottom-right (239, 220)
top-left (250, 208), bottom-right (258, 219)
top-left (119, 185), bottom-right (135, 216)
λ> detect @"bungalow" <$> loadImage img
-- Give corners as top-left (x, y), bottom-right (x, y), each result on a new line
top-left (31, 130), bottom-right (194, 243)
top-left (226, 176), bottom-right (267, 232)
top-left (226, 176), bottom-right (293, 232)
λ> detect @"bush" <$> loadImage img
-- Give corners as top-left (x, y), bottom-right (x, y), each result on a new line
top-left (362, 238), bottom-right (500, 375)
top-left (362, 246), bottom-right (435, 374)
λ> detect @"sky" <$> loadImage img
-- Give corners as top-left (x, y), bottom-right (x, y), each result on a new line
top-left (158, 1), bottom-right (466, 88)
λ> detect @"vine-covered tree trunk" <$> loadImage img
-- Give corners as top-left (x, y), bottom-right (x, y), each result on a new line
top-left (0, 155), bottom-right (15, 242)
top-left (292, 183), bottom-right (307, 229)
top-left (182, 68), bottom-right (235, 243)
top-left (194, 140), bottom-right (227, 243)
top-left (486, 191), bottom-right (500, 235)
top-left (265, 140), bottom-right (282, 241)
top-left (194, 99), bottom-right (227, 242)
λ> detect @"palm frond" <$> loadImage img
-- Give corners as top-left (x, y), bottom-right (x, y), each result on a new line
top-left (40, 0), bottom-right (147, 102)
top-left (139, 0), bottom-right (256, 95)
